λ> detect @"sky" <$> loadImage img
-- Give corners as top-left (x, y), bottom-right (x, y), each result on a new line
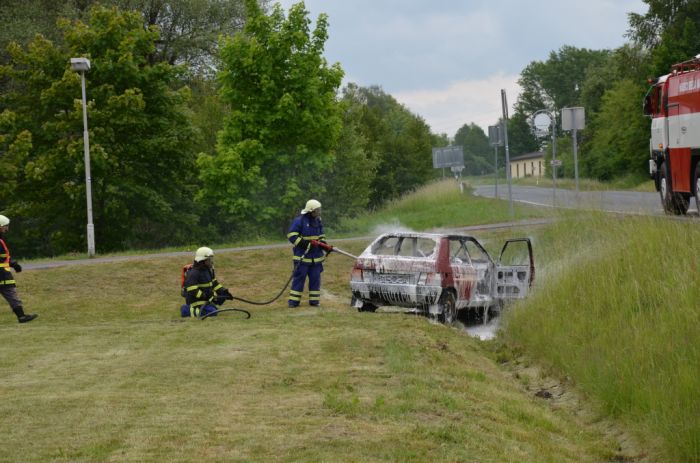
top-left (275, 0), bottom-right (648, 138)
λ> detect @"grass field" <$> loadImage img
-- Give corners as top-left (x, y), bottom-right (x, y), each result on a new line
top-left (3, 178), bottom-right (684, 461)
top-left (2, 239), bottom-right (629, 462)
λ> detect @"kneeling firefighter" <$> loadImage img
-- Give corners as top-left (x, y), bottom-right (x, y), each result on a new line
top-left (180, 247), bottom-right (232, 318)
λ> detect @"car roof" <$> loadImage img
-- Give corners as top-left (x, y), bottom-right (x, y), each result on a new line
top-left (375, 232), bottom-right (477, 240)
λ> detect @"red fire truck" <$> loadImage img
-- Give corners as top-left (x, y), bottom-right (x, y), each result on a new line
top-left (645, 56), bottom-right (700, 214)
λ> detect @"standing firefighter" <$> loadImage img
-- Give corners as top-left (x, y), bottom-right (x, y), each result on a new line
top-left (287, 199), bottom-right (332, 307)
top-left (180, 247), bottom-right (232, 318)
top-left (0, 215), bottom-right (38, 323)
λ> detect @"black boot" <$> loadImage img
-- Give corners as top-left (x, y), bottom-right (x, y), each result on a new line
top-left (13, 307), bottom-right (38, 324)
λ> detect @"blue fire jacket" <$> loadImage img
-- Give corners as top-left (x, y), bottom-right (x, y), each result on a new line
top-left (287, 214), bottom-right (327, 265)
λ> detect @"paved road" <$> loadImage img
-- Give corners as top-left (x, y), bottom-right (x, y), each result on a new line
top-left (473, 184), bottom-right (700, 216)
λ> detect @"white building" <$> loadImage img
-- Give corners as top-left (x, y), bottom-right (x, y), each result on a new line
top-left (509, 151), bottom-right (544, 179)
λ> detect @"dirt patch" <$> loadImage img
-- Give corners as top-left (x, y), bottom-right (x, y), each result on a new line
top-left (496, 352), bottom-right (653, 463)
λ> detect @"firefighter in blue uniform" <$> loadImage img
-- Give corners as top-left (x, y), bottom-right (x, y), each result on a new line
top-left (0, 215), bottom-right (38, 323)
top-left (180, 247), bottom-right (232, 318)
top-left (287, 199), bottom-right (331, 307)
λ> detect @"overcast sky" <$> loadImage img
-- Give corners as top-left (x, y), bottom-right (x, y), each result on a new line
top-left (275, 0), bottom-right (647, 138)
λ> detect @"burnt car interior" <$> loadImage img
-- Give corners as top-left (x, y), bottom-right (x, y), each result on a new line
top-left (372, 235), bottom-right (438, 258)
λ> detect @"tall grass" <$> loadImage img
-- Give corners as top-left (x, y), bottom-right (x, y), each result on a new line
top-left (502, 213), bottom-right (700, 462)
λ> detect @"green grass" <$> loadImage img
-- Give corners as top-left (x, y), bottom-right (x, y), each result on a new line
top-left (2, 241), bottom-right (624, 462)
top-left (332, 179), bottom-right (549, 236)
top-left (14, 181), bottom-right (696, 461)
top-left (501, 212), bottom-right (700, 462)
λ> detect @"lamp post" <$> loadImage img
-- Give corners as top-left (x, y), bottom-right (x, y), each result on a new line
top-left (70, 57), bottom-right (95, 257)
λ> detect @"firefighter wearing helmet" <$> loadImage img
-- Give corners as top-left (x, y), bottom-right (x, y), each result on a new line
top-left (180, 246), bottom-right (233, 318)
top-left (0, 215), bottom-right (38, 323)
top-left (286, 199), bottom-right (332, 307)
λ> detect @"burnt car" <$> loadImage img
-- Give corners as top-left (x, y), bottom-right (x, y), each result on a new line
top-left (350, 232), bottom-right (534, 323)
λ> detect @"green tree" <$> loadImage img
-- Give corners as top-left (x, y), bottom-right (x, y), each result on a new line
top-left (197, 0), bottom-right (343, 234)
top-left (348, 86), bottom-right (433, 207)
top-left (0, 6), bottom-right (198, 256)
top-left (516, 46), bottom-right (610, 115)
top-left (453, 123), bottom-right (491, 175)
top-left (321, 87), bottom-right (378, 225)
top-left (582, 79), bottom-right (650, 180)
top-left (628, 0), bottom-right (700, 76)
top-left (505, 113), bottom-right (540, 158)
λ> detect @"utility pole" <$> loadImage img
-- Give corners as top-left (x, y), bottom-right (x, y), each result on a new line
top-left (501, 89), bottom-right (513, 218)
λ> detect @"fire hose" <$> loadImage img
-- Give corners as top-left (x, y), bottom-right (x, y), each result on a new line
top-left (203, 240), bottom-right (357, 316)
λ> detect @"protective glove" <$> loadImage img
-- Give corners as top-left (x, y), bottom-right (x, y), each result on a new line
top-left (214, 295), bottom-right (227, 305)
top-left (314, 241), bottom-right (333, 253)
top-left (10, 261), bottom-right (21, 273)
top-left (298, 239), bottom-right (311, 249)
top-left (220, 288), bottom-right (233, 300)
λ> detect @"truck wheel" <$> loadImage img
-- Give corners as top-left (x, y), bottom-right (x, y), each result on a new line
top-left (437, 291), bottom-right (457, 325)
top-left (659, 165), bottom-right (685, 214)
top-left (695, 164), bottom-right (700, 211)
top-left (673, 193), bottom-right (689, 215)
top-left (659, 165), bottom-right (674, 214)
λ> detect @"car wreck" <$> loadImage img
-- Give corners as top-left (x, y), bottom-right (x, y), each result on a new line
top-left (350, 232), bottom-right (534, 323)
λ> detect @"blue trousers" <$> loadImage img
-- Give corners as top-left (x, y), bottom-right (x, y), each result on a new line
top-left (288, 263), bottom-right (322, 307)
top-left (180, 303), bottom-right (218, 318)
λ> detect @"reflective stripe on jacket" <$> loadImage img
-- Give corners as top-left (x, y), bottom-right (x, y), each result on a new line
top-left (0, 239), bottom-right (14, 287)
top-left (183, 263), bottom-right (223, 307)
top-left (287, 214), bottom-right (327, 263)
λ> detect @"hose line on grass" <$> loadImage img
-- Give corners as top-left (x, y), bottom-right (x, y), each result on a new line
top-left (227, 246), bottom-right (312, 306)
top-left (199, 308), bottom-right (252, 320)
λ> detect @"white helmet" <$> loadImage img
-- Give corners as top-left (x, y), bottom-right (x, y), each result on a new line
top-left (0, 215), bottom-right (9, 226)
top-left (194, 246), bottom-right (214, 262)
top-left (301, 199), bottom-right (322, 214)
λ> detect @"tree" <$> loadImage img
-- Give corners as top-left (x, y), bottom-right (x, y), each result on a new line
top-left (453, 123), bottom-right (491, 175)
top-left (515, 46), bottom-right (610, 115)
top-left (321, 86), bottom-right (378, 225)
top-left (197, 0), bottom-right (344, 234)
top-left (628, 0), bottom-right (700, 76)
top-left (581, 79), bottom-right (650, 180)
top-left (346, 85), bottom-right (433, 207)
top-left (505, 113), bottom-right (540, 158)
top-left (0, 6), bottom-right (198, 256)
top-left (0, 0), bottom-right (255, 74)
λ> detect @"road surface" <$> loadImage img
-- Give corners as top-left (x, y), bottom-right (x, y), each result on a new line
top-left (473, 183), bottom-right (699, 216)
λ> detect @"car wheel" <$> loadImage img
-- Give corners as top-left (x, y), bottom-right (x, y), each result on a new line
top-left (437, 291), bottom-right (457, 325)
top-left (351, 295), bottom-right (375, 312)
top-left (358, 303), bottom-right (377, 313)
top-left (694, 164), bottom-right (700, 211)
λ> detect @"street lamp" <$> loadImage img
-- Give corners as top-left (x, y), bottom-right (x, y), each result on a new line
top-left (70, 57), bottom-right (95, 257)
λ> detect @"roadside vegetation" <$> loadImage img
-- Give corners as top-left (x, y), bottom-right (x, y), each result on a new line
top-left (502, 212), bottom-right (700, 462)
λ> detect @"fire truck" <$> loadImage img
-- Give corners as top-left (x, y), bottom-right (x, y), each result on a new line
top-left (645, 56), bottom-right (700, 214)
